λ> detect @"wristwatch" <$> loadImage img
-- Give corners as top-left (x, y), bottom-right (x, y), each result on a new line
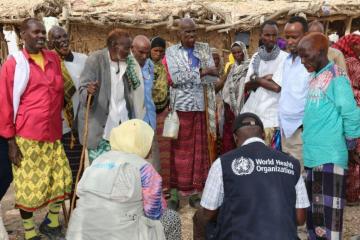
top-left (250, 74), bottom-right (258, 82)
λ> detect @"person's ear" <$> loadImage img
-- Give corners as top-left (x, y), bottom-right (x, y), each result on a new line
top-left (261, 131), bottom-right (265, 140)
top-left (19, 30), bottom-right (25, 40)
top-left (233, 133), bottom-right (238, 143)
top-left (177, 30), bottom-right (182, 39)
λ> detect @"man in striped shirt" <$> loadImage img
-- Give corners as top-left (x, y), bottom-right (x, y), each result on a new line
top-left (164, 18), bottom-right (218, 209)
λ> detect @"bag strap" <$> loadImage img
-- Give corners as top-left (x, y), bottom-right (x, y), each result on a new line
top-left (170, 88), bottom-right (177, 113)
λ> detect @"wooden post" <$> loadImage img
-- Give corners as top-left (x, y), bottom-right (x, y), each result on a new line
top-left (345, 17), bottom-right (353, 35)
top-left (204, 86), bottom-right (217, 165)
top-left (0, 26), bottom-right (9, 64)
top-left (324, 21), bottom-right (329, 35)
top-left (62, 6), bottom-right (70, 33)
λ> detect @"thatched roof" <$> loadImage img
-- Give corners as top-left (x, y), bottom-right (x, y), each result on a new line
top-left (1, 0), bottom-right (360, 32)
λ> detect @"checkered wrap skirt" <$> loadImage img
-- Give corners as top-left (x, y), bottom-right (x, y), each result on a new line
top-left (305, 163), bottom-right (346, 240)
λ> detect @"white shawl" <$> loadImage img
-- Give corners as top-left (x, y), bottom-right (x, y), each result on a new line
top-left (11, 51), bottom-right (30, 123)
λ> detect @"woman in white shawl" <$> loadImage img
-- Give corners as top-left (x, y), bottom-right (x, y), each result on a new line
top-left (218, 41), bottom-right (249, 153)
top-left (66, 119), bottom-right (181, 240)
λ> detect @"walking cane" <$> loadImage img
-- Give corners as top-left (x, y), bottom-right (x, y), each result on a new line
top-left (204, 85), bottom-right (217, 165)
top-left (62, 202), bottom-right (69, 227)
top-left (68, 94), bottom-right (93, 218)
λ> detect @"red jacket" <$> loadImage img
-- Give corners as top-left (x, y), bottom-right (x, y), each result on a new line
top-left (0, 49), bottom-right (63, 142)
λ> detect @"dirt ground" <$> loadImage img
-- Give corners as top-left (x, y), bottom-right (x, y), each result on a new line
top-left (2, 186), bottom-right (360, 240)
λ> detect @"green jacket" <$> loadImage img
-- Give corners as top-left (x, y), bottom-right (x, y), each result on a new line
top-left (303, 62), bottom-right (360, 169)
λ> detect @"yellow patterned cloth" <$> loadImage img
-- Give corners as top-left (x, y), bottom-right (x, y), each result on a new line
top-left (152, 61), bottom-right (169, 112)
top-left (264, 127), bottom-right (276, 146)
top-left (13, 137), bottom-right (72, 211)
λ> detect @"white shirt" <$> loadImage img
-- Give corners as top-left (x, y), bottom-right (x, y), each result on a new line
top-left (62, 52), bottom-right (88, 134)
top-left (276, 55), bottom-right (311, 138)
top-left (241, 51), bottom-right (288, 128)
top-left (102, 55), bottom-right (128, 140)
top-left (200, 137), bottom-right (310, 210)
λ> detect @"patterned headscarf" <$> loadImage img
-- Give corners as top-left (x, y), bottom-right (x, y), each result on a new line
top-left (231, 41), bottom-right (249, 61)
top-left (332, 34), bottom-right (360, 59)
top-left (150, 36), bottom-right (166, 49)
top-left (222, 41), bottom-right (250, 115)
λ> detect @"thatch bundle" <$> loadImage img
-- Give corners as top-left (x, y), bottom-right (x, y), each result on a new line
top-left (0, 0), bottom-right (360, 32)
top-left (0, 0), bottom-right (359, 55)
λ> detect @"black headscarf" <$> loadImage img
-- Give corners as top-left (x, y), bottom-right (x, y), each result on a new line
top-left (150, 36), bottom-right (166, 49)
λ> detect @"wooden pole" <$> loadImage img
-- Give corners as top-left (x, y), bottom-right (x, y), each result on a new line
top-left (62, 202), bottom-right (69, 227)
top-left (345, 17), bottom-right (353, 35)
top-left (324, 21), bottom-right (329, 35)
top-left (69, 94), bottom-right (92, 217)
top-left (204, 86), bottom-right (217, 165)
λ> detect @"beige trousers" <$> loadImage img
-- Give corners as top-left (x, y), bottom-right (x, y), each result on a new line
top-left (281, 127), bottom-right (304, 171)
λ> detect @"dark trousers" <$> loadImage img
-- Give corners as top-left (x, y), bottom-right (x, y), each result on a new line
top-left (193, 209), bottom-right (218, 240)
top-left (0, 137), bottom-right (12, 200)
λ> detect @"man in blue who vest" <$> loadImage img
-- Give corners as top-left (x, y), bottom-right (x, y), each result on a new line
top-left (193, 112), bottom-right (310, 240)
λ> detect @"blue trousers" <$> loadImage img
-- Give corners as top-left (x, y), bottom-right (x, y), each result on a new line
top-left (0, 137), bottom-right (12, 200)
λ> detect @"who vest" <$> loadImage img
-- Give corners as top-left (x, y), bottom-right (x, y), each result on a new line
top-left (216, 142), bottom-right (300, 240)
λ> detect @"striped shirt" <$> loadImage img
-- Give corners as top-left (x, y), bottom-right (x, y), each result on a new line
top-left (165, 42), bottom-right (214, 112)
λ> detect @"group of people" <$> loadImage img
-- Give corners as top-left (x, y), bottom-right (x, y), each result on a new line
top-left (0, 13), bottom-right (359, 240)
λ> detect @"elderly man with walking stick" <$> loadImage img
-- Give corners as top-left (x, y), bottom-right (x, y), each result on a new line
top-left (164, 18), bottom-right (218, 210)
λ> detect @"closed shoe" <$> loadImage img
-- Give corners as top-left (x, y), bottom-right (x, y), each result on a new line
top-left (167, 199), bottom-right (180, 211)
top-left (189, 195), bottom-right (201, 209)
top-left (28, 236), bottom-right (41, 240)
top-left (39, 220), bottom-right (65, 240)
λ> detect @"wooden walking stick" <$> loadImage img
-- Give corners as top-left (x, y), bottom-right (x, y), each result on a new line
top-left (69, 94), bottom-right (93, 217)
top-left (62, 202), bottom-right (69, 227)
top-left (204, 85), bottom-right (217, 165)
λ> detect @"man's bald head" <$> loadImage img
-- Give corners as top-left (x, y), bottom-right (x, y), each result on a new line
top-left (47, 26), bottom-right (71, 57)
top-left (299, 32), bottom-right (329, 55)
top-left (106, 29), bottom-right (131, 61)
top-left (132, 35), bottom-right (150, 67)
top-left (308, 21), bottom-right (325, 34)
top-left (132, 35), bottom-right (150, 49)
top-left (178, 18), bottom-right (197, 48)
top-left (179, 18), bottom-right (196, 30)
top-left (298, 32), bottom-right (329, 73)
top-left (48, 26), bottom-right (65, 40)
